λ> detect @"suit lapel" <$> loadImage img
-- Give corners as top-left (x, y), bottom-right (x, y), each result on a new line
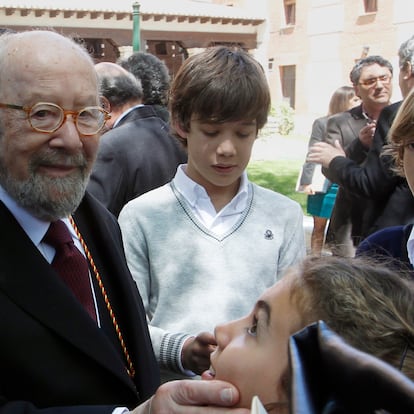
top-left (0, 201), bottom-right (136, 393)
top-left (116, 105), bottom-right (157, 127)
top-left (73, 193), bottom-right (160, 399)
top-left (346, 105), bottom-right (367, 140)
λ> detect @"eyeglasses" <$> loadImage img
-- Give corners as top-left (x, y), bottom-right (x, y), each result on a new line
top-left (358, 75), bottom-right (392, 87)
top-left (0, 102), bottom-right (110, 136)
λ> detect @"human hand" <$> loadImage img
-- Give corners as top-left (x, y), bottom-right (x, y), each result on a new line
top-left (299, 184), bottom-right (315, 195)
top-left (359, 120), bottom-right (376, 149)
top-left (130, 379), bottom-right (249, 414)
top-left (306, 141), bottom-right (345, 168)
top-left (182, 332), bottom-right (217, 374)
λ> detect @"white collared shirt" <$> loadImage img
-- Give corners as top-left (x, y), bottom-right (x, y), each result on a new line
top-left (0, 185), bottom-right (82, 261)
top-left (112, 103), bottom-right (144, 128)
top-left (172, 164), bottom-right (250, 236)
top-left (407, 225), bottom-right (414, 266)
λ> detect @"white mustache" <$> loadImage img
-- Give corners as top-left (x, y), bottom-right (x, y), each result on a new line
top-left (33, 151), bottom-right (87, 169)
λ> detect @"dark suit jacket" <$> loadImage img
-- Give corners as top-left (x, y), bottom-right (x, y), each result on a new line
top-left (0, 192), bottom-right (159, 413)
top-left (88, 105), bottom-right (187, 217)
top-left (322, 105), bottom-right (370, 249)
top-left (356, 224), bottom-right (413, 272)
top-left (324, 104), bottom-right (369, 163)
top-left (324, 102), bottom-right (414, 239)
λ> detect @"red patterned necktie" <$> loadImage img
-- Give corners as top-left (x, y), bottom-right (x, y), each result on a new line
top-left (43, 220), bottom-right (96, 321)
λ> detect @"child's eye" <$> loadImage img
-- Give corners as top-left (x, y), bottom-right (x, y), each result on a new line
top-left (237, 130), bottom-right (255, 138)
top-left (247, 324), bottom-right (258, 336)
top-left (405, 142), bottom-right (414, 152)
top-left (246, 316), bottom-right (258, 336)
top-left (202, 130), bottom-right (219, 137)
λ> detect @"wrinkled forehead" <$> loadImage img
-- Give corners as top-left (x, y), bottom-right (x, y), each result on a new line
top-left (0, 31), bottom-right (98, 100)
top-left (360, 63), bottom-right (392, 77)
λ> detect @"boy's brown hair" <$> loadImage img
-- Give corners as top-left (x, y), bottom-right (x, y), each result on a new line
top-left (169, 45), bottom-right (271, 146)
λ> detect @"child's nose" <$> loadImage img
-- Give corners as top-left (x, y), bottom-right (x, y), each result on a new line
top-left (214, 322), bottom-right (231, 349)
top-left (217, 137), bottom-right (236, 156)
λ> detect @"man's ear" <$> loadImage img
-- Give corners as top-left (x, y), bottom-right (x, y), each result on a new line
top-left (100, 96), bottom-right (111, 112)
top-left (406, 62), bottom-right (413, 79)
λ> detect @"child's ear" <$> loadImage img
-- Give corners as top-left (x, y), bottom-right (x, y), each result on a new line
top-left (172, 119), bottom-right (188, 140)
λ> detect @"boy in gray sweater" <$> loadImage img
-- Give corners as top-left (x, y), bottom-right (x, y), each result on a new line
top-left (119, 46), bottom-right (305, 382)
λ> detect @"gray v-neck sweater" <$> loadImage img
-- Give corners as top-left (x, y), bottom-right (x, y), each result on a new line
top-left (119, 181), bottom-right (305, 379)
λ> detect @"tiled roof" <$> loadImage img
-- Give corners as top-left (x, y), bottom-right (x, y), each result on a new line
top-left (0, 0), bottom-right (265, 20)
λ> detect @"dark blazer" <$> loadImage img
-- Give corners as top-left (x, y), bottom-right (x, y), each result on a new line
top-left (88, 105), bottom-right (187, 217)
top-left (324, 102), bottom-right (414, 239)
top-left (0, 192), bottom-right (159, 413)
top-left (356, 224), bottom-right (413, 272)
top-left (322, 105), bottom-right (370, 252)
top-left (324, 104), bottom-right (369, 160)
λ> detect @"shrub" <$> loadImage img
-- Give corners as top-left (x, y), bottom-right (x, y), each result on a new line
top-left (271, 102), bottom-right (295, 136)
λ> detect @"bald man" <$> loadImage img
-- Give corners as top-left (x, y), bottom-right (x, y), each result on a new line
top-left (0, 30), bottom-right (246, 414)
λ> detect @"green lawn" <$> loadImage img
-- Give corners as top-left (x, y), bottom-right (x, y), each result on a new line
top-left (247, 160), bottom-right (307, 213)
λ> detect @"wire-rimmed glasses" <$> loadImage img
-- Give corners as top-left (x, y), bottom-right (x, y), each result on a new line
top-left (0, 102), bottom-right (110, 136)
top-left (358, 75), bottom-right (392, 88)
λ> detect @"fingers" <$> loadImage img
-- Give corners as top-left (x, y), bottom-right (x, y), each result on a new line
top-left (306, 140), bottom-right (345, 166)
top-left (182, 334), bottom-right (216, 374)
top-left (148, 379), bottom-right (250, 414)
top-left (333, 140), bottom-right (344, 151)
top-left (196, 331), bottom-right (217, 346)
top-left (359, 123), bottom-right (375, 148)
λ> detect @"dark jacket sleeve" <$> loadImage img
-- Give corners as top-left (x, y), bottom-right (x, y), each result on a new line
top-left (322, 103), bottom-right (401, 200)
top-left (87, 131), bottom-right (127, 217)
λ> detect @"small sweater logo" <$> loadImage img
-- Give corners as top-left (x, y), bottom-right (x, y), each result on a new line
top-left (264, 229), bottom-right (274, 240)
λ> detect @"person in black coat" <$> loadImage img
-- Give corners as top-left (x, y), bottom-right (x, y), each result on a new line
top-left (0, 29), bottom-right (248, 414)
top-left (308, 38), bottom-right (414, 251)
top-left (356, 86), bottom-right (414, 274)
top-left (118, 52), bottom-right (171, 123)
top-left (88, 62), bottom-right (187, 217)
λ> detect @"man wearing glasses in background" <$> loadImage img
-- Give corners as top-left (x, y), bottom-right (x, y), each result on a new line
top-left (307, 55), bottom-right (393, 257)
top-left (309, 37), bottom-right (414, 257)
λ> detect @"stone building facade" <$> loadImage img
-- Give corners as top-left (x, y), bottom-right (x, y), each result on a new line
top-left (1, 0), bottom-right (413, 130)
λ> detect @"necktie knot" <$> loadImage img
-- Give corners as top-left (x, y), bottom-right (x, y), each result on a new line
top-left (44, 220), bottom-right (74, 251)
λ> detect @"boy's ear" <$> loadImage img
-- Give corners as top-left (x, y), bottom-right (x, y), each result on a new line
top-left (172, 118), bottom-right (188, 139)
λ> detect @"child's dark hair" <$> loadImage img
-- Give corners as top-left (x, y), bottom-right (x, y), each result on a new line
top-left (169, 45), bottom-right (271, 146)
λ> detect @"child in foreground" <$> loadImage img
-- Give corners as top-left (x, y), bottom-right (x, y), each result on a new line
top-left (119, 46), bottom-right (305, 381)
top-left (202, 255), bottom-right (414, 411)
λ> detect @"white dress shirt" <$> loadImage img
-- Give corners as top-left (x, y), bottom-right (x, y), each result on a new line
top-left (406, 225), bottom-right (414, 266)
top-left (173, 164), bottom-right (250, 236)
